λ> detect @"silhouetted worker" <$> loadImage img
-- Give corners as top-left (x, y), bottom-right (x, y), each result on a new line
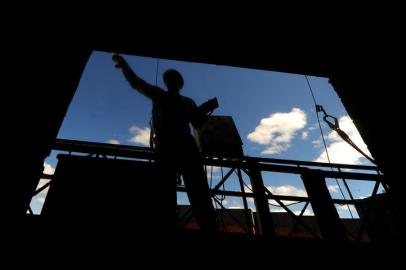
top-left (113, 54), bottom-right (217, 233)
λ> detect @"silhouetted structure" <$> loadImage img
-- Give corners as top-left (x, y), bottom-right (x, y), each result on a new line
top-left (113, 54), bottom-right (217, 232)
top-left (33, 138), bottom-right (385, 240)
top-left (6, 41), bottom-right (403, 261)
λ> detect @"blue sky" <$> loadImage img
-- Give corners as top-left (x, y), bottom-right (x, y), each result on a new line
top-left (31, 51), bottom-right (383, 219)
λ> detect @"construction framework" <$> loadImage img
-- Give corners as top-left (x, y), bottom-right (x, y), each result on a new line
top-left (29, 139), bottom-right (387, 242)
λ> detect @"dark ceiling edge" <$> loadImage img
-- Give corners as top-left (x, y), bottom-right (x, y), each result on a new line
top-left (93, 46), bottom-right (334, 78)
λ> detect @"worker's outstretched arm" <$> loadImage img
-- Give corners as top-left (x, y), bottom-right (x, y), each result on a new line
top-left (113, 54), bottom-right (161, 100)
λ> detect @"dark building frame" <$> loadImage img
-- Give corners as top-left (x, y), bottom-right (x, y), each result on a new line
top-left (6, 44), bottom-right (402, 245)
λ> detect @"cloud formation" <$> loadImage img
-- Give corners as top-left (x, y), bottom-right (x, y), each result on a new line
top-left (128, 125), bottom-right (151, 146)
top-left (314, 116), bottom-right (372, 164)
top-left (107, 139), bottom-right (120, 145)
top-left (248, 108), bottom-right (307, 154)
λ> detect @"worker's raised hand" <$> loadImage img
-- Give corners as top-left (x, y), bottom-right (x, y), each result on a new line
top-left (112, 54), bottom-right (126, 69)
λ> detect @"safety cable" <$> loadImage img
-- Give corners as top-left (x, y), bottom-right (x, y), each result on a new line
top-left (305, 75), bottom-right (356, 221)
top-left (155, 58), bottom-right (160, 86)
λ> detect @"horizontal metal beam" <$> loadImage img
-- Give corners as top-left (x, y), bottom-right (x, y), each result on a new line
top-left (177, 186), bottom-right (358, 205)
top-left (41, 174), bottom-right (53, 179)
top-left (53, 139), bottom-right (382, 182)
top-left (248, 156), bottom-right (378, 171)
top-left (54, 139), bottom-right (378, 170)
top-left (53, 138), bottom-right (156, 160)
top-left (258, 164), bottom-right (383, 181)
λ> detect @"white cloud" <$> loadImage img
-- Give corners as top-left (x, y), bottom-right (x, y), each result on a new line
top-left (247, 108), bottom-right (307, 154)
top-left (314, 116), bottom-right (372, 165)
top-left (270, 207), bottom-right (314, 216)
top-left (267, 185), bottom-right (307, 197)
top-left (226, 198), bottom-right (249, 209)
top-left (307, 123), bottom-right (319, 131)
top-left (262, 144), bottom-right (290, 155)
top-left (128, 125), bottom-right (151, 146)
top-left (266, 185), bottom-right (308, 206)
top-left (312, 138), bottom-right (323, 148)
top-left (229, 205), bottom-right (243, 209)
top-left (328, 184), bottom-right (340, 193)
top-left (43, 163), bottom-right (55, 175)
top-left (32, 197), bottom-right (46, 204)
top-left (270, 208), bottom-right (287, 213)
top-left (37, 163), bottom-right (55, 194)
top-left (107, 139), bottom-right (120, 145)
top-left (293, 209), bottom-right (314, 216)
top-left (301, 131), bottom-right (309, 140)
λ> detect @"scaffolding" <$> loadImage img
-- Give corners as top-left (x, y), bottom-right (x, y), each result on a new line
top-left (27, 138), bottom-right (393, 242)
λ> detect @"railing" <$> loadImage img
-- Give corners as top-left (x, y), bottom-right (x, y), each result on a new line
top-left (30, 138), bottom-right (388, 242)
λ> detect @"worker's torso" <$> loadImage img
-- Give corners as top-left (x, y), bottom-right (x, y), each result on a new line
top-left (152, 92), bottom-right (196, 149)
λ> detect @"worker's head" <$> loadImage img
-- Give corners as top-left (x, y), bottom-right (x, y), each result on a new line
top-left (163, 69), bottom-right (184, 94)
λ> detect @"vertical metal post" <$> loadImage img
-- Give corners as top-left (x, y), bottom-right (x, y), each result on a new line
top-left (301, 168), bottom-right (347, 241)
top-left (247, 159), bottom-right (275, 237)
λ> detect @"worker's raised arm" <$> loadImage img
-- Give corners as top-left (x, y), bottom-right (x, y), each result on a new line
top-left (112, 54), bottom-right (162, 100)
